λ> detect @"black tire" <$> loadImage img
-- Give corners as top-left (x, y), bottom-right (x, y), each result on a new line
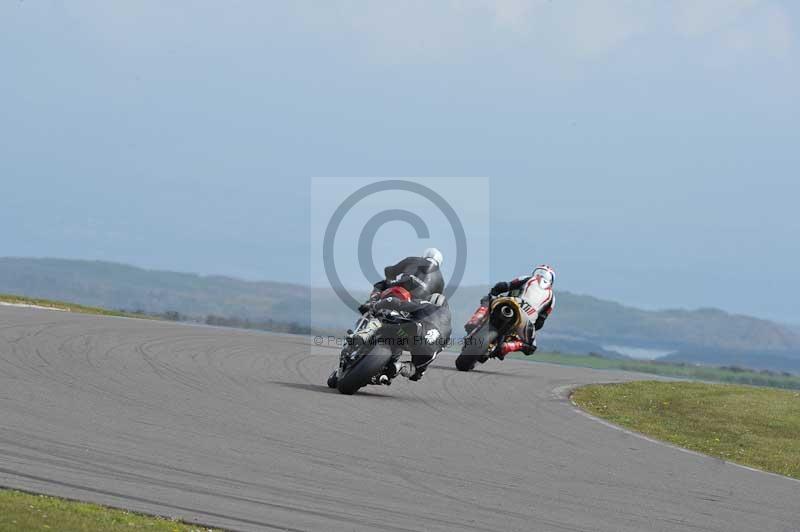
top-left (455, 352), bottom-right (478, 372)
top-left (456, 327), bottom-right (497, 372)
top-left (327, 370), bottom-right (338, 389)
top-left (337, 345), bottom-right (394, 395)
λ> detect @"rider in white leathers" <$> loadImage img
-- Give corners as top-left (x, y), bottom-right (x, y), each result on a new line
top-left (466, 265), bottom-right (555, 357)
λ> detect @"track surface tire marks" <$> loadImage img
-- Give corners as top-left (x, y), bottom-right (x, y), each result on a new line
top-left (0, 308), bottom-right (797, 532)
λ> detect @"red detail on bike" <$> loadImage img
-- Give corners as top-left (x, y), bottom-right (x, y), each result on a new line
top-left (466, 305), bottom-right (488, 330)
top-left (499, 340), bottom-right (524, 355)
top-left (380, 286), bottom-right (412, 302)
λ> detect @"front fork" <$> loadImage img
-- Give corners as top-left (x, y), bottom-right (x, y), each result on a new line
top-left (337, 315), bottom-right (381, 376)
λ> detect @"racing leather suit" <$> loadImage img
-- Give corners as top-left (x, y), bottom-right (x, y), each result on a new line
top-left (371, 256), bottom-right (445, 301)
top-left (371, 295), bottom-right (452, 380)
top-left (489, 276), bottom-right (554, 355)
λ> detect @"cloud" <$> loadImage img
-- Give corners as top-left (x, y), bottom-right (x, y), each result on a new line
top-left (484, 0), bottom-right (548, 33)
top-left (316, 0), bottom-right (651, 64)
top-left (29, 1), bottom-right (796, 71)
top-left (555, 1), bottom-right (650, 58)
top-left (672, 0), bottom-right (761, 37)
top-left (679, 0), bottom-right (795, 68)
top-left (730, 4), bottom-right (794, 57)
top-left (307, 1), bottom-right (794, 67)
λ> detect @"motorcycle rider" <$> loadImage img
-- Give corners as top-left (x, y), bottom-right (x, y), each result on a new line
top-left (353, 248), bottom-right (445, 345)
top-left (369, 247), bottom-right (444, 301)
top-left (328, 248), bottom-right (451, 386)
top-left (465, 264), bottom-right (555, 358)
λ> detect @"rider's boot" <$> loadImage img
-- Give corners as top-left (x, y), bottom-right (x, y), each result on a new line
top-left (394, 361), bottom-right (417, 379)
top-left (369, 360), bottom-right (415, 385)
top-left (492, 340), bottom-right (523, 360)
top-left (370, 359), bottom-right (398, 385)
top-left (500, 340), bottom-right (524, 354)
top-left (495, 340), bottom-right (537, 359)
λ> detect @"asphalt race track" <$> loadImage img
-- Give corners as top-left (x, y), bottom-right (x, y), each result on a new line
top-left (0, 307), bottom-right (798, 532)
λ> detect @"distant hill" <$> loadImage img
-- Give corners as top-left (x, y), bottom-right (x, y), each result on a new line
top-left (0, 257), bottom-right (309, 321)
top-left (3, 257), bottom-right (800, 372)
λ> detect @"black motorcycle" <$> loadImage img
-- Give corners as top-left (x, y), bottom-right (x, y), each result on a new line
top-left (327, 312), bottom-right (420, 395)
top-left (455, 296), bottom-right (523, 372)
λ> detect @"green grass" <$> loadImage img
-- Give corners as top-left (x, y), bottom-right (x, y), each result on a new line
top-left (0, 294), bottom-right (155, 320)
top-left (572, 381), bottom-right (800, 479)
top-left (521, 351), bottom-right (800, 390)
top-left (0, 489), bottom-right (219, 532)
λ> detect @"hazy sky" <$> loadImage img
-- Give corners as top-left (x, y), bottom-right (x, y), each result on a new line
top-left (2, 2), bottom-right (799, 322)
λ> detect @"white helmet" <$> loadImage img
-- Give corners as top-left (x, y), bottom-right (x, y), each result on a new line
top-left (532, 264), bottom-right (555, 289)
top-left (423, 247), bottom-right (443, 267)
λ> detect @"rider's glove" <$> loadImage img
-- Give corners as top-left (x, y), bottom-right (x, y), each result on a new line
top-left (407, 274), bottom-right (426, 290)
top-left (490, 281), bottom-right (509, 296)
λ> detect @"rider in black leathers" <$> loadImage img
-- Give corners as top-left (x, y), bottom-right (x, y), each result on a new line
top-left (368, 291), bottom-right (451, 382)
top-left (365, 248), bottom-right (445, 304)
top-left (329, 248), bottom-right (451, 385)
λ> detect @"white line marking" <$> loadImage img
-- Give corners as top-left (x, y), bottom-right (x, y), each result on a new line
top-left (0, 302), bottom-right (68, 312)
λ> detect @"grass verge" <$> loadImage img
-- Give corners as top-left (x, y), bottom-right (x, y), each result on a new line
top-left (0, 294), bottom-right (154, 320)
top-left (571, 381), bottom-right (800, 479)
top-left (0, 489), bottom-right (219, 531)
top-left (524, 352), bottom-right (800, 390)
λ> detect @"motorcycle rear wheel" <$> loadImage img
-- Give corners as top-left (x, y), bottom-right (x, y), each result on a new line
top-left (456, 327), bottom-right (496, 372)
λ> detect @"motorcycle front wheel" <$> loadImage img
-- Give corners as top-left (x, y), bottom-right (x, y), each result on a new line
top-left (337, 344), bottom-right (394, 395)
